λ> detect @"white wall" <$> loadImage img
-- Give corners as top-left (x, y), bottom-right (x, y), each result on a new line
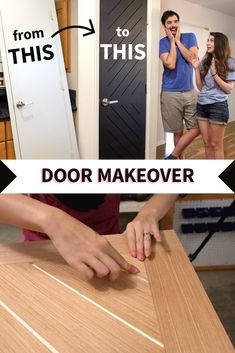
top-left (157, 0), bottom-right (235, 146)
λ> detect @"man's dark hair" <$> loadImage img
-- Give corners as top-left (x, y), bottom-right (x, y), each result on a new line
top-left (161, 10), bottom-right (180, 25)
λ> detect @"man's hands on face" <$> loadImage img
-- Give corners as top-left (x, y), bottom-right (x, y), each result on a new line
top-left (45, 210), bottom-right (139, 282)
top-left (175, 25), bottom-right (181, 43)
top-left (165, 27), bottom-right (175, 43)
top-left (165, 24), bottom-right (181, 44)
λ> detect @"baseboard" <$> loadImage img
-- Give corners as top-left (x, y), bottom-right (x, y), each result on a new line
top-left (229, 116), bottom-right (235, 123)
top-left (194, 265), bottom-right (235, 271)
top-left (156, 138), bottom-right (166, 147)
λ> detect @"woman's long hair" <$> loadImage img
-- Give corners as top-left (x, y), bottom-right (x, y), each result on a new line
top-left (200, 32), bottom-right (234, 82)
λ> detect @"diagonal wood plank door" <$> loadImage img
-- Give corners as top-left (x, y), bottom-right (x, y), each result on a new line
top-left (99, 0), bottom-right (147, 159)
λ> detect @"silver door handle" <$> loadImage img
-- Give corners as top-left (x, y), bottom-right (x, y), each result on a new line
top-left (16, 101), bottom-right (33, 109)
top-left (101, 98), bottom-right (119, 107)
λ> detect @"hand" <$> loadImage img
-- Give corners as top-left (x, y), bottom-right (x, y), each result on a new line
top-left (210, 57), bottom-right (217, 76)
top-left (165, 28), bottom-right (175, 43)
top-left (44, 209), bottom-right (139, 281)
top-left (175, 25), bottom-right (181, 43)
top-left (125, 210), bottom-right (161, 261)
top-left (192, 57), bottom-right (200, 69)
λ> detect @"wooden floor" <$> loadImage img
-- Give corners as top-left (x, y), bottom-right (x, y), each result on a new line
top-left (156, 120), bottom-right (235, 159)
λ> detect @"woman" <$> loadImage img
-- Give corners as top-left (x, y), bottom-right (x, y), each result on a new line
top-left (192, 32), bottom-right (235, 159)
top-left (0, 193), bottom-right (177, 281)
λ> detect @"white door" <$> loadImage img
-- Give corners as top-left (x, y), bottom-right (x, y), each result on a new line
top-left (0, 0), bottom-right (79, 159)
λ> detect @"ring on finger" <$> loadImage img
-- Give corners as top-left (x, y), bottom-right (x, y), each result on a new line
top-left (143, 231), bottom-right (154, 238)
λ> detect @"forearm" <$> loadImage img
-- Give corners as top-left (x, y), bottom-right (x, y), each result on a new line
top-left (213, 75), bottom-right (233, 94)
top-left (138, 194), bottom-right (178, 221)
top-left (176, 41), bottom-right (195, 63)
top-left (0, 195), bottom-right (137, 280)
top-left (0, 194), bottom-right (61, 235)
top-left (194, 68), bottom-right (203, 90)
top-left (163, 42), bottom-right (177, 69)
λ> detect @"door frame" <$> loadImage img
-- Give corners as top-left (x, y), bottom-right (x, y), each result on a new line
top-left (0, 11), bottom-right (21, 158)
top-left (77, 0), bottom-right (161, 159)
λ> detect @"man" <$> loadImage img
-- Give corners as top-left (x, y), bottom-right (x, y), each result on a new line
top-left (159, 10), bottom-right (200, 159)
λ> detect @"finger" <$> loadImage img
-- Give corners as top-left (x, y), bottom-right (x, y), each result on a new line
top-left (126, 223), bottom-right (137, 257)
top-left (97, 253), bottom-right (121, 281)
top-left (85, 256), bottom-right (110, 278)
top-left (136, 227), bottom-right (145, 261)
top-left (127, 220), bottom-right (145, 261)
top-left (73, 262), bottom-right (95, 282)
top-left (151, 222), bottom-right (161, 242)
top-left (165, 29), bottom-right (171, 37)
top-left (143, 233), bottom-right (152, 258)
top-left (106, 242), bottom-right (140, 274)
top-left (143, 222), bottom-right (161, 258)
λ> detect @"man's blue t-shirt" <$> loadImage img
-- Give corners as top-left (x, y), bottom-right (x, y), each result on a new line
top-left (159, 33), bottom-right (198, 92)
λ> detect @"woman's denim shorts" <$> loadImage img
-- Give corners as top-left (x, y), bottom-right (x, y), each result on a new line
top-left (197, 100), bottom-right (229, 125)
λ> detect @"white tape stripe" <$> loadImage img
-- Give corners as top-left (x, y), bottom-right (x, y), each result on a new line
top-left (0, 299), bottom-right (60, 353)
top-left (135, 274), bottom-right (149, 283)
top-left (120, 269), bottom-right (149, 283)
top-left (32, 264), bottom-right (164, 349)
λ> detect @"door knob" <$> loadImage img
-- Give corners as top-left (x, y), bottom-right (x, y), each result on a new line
top-left (16, 101), bottom-right (33, 109)
top-left (101, 98), bottom-right (119, 107)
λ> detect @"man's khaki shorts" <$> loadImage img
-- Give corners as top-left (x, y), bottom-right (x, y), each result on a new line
top-left (160, 89), bottom-right (198, 133)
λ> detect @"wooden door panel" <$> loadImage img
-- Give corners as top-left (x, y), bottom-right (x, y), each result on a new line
top-left (0, 307), bottom-right (51, 353)
top-left (0, 232), bottom-right (233, 353)
top-left (0, 262), bottom-right (164, 353)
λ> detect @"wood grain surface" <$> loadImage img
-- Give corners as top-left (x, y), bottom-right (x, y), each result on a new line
top-left (0, 232), bottom-right (234, 353)
top-left (145, 230), bottom-right (235, 353)
top-left (0, 263), bottom-right (163, 353)
top-left (0, 307), bottom-right (52, 353)
top-left (0, 240), bottom-right (61, 265)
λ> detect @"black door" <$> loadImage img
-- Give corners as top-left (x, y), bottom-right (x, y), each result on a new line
top-left (99, 0), bottom-right (147, 159)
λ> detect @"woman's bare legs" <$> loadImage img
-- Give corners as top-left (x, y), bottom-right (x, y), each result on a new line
top-left (168, 128), bottom-right (200, 159)
top-left (209, 123), bottom-right (226, 159)
top-left (198, 120), bottom-right (226, 159)
top-left (173, 131), bottom-right (185, 159)
top-left (198, 120), bottom-right (213, 159)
